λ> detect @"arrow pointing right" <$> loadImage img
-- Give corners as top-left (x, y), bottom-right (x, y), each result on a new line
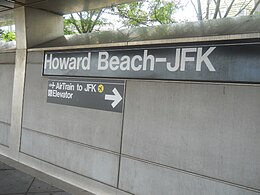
top-left (49, 82), bottom-right (55, 89)
top-left (105, 88), bottom-right (122, 108)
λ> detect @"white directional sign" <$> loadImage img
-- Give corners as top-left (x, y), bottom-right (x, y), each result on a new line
top-left (47, 79), bottom-right (125, 113)
top-left (105, 88), bottom-right (122, 108)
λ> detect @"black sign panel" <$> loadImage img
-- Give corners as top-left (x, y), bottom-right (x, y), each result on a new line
top-left (47, 79), bottom-right (125, 113)
top-left (43, 43), bottom-right (260, 83)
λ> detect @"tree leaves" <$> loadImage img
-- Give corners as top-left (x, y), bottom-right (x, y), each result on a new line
top-left (150, 0), bottom-right (177, 24)
top-left (115, 0), bottom-right (178, 27)
top-left (0, 31), bottom-right (15, 42)
top-left (64, 0), bottom-right (260, 35)
top-left (64, 0), bottom-right (179, 34)
top-left (64, 9), bottom-right (105, 34)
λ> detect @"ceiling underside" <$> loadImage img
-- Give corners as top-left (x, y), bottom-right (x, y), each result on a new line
top-left (0, 0), bottom-right (136, 15)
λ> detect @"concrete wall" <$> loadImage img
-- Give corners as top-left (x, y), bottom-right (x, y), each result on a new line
top-left (21, 51), bottom-right (122, 188)
top-left (0, 52), bottom-right (15, 147)
top-left (17, 50), bottom-right (260, 195)
top-left (120, 81), bottom-right (260, 194)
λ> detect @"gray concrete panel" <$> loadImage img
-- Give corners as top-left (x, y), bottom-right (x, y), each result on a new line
top-left (25, 7), bottom-right (63, 48)
top-left (27, 51), bottom-right (43, 64)
top-left (0, 63), bottom-right (14, 148)
top-left (0, 52), bottom-right (15, 64)
top-left (20, 129), bottom-right (119, 186)
top-left (0, 64), bottom-right (14, 123)
top-left (18, 153), bottom-right (130, 195)
top-left (22, 54), bottom-right (123, 152)
top-left (119, 157), bottom-right (260, 195)
top-left (122, 81), bottom-right (260, 189)
top-left (0, 122), bottom-right (10, 146)
top-left (15, 7), bottom-right (63, 49)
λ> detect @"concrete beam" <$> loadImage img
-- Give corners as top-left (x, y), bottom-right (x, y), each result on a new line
top-left (15, 7), bottom-right (63, 49)
top-left (8, 7), bottom-right (64, 160)
top-left (16, 0), bottom-right (137, 15)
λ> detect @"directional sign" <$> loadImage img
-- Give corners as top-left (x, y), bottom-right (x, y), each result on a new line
top-left (47, 79), bottom-right (125, 113)
top-left (105, 88), bottom-right (122, 108)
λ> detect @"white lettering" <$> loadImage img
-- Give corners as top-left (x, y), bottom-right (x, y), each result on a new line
top-left (52, 90), bottom-right (73, 99)
top-left (82, 53), bottom-right (91, 70)
top-left (69, 57), bottom-right (76, 70)
top-left (180, 48), bottom-right (197, 71)
top-left (84, 84), bottom-right (96, 92)
top-left (167, 48), bottom-right (181, 71)
top-left (52, 58), bottom-right (59, 69)
top-left (143, 50), bottom-right (155, 71)
top-left (131, 55), bottom-right (142, 71)
top-left (110, 56), bottom-right (120, 71)
top-left (196, 47), bottom-right (216, 71)
top-left (76, 57), bottom-right (82, 69)
top-left (44, 54), bottom-right (52, 69)
top-left (98, 52), bottom-right (109, 70)
top-left (120, 56), bottom-right (130, 71)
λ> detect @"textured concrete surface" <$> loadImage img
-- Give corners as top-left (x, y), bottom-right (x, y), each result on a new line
top-left (122, 81), bottom-right (260, 190)
top-left (21, 129), bottom-right (120, 187)
top-left (0, 161), bottom-right (71, 195)
top-left (0, 65), bottom-right (15, 124)
top-left (0, 122), bottom-right (10, 146)
top-left (0, 64), bottom-right (14, 146)
top-left (23, 58), bottom-right (123, 152)
top-left (119, 157), bottom-right (260, 195)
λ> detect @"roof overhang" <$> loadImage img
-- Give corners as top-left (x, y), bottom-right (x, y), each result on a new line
top-left (0, 0), bottom-right (137, 15)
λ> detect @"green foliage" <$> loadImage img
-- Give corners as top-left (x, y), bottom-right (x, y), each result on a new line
top-left (114, 0), bottom-right (178, 27)
top-left (150, 0), bottom-right (177, 24)
top-left (64, 0), bottom-right (179, 34)
top-left (0, 31), bottom-right (15, 42)
top-left (115, 2), bottom-right (149, 27)
top-left (64, 9), bottom-right (106, 35)
top-left (64, 18), bottom-right (76, 35)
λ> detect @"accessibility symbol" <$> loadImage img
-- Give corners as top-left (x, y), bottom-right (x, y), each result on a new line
top-left (98, 84), bottom-right (104, 93)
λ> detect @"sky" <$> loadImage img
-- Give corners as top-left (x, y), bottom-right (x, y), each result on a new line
top-left (174, 0), bottom-right (197, 21)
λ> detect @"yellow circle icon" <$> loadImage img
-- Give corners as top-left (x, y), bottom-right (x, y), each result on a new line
top-left (98, 84), bottom-right (104, 93)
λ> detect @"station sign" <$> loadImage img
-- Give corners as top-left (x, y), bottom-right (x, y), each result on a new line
top-left (47, 79), bottom-right (125, 113)
top-left (43, 43), bottom-right (260, 83)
